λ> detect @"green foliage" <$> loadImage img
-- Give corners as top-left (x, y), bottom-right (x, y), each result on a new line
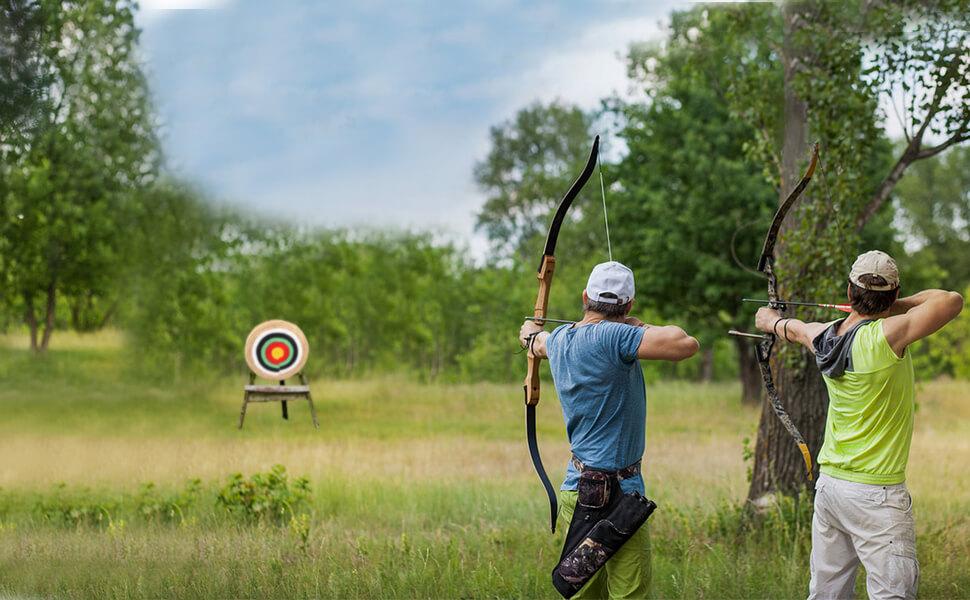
top-left (216, 465), bottom-right (311, 525)
top-left (36, 484), bottom-right (117, 529)
top-left (0, 0), bottom-right (49, 138)
top-left (136, 479), bottom-right (201, 525)
top-left (121, 188), bottom-right (490, 380)
top-left (894, 146), bottom-right (970, 292)
top-left (909, 285), bottom-right (970, 380)
top-left (612, 6), bottom-right (779, 345)
top-left (473, 101), bottom-right (604, 262)
top-left (0, 0), bottom-right (158, 350)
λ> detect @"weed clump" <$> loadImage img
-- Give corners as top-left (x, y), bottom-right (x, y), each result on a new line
top-left (216, 464), bottom-right (311, 524)
top-left (136, 479), bottom-right (202, 524)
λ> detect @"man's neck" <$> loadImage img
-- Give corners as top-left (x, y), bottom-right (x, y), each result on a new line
top-left (577, 311), bottom-right (626, 326)
top-left (838, 308), bottom-right (891, 333)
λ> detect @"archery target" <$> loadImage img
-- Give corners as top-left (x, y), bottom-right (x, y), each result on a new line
top-left (244, 320), bottom-right (309, 380)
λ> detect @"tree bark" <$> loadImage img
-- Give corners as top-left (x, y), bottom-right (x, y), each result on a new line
top-left (699, 346), bottom-right (715, 382)
top-left (39, 280), bottom-right (56, 351)
top-left (24, 292), bottom-right (39, 352)
top-left (735, 337), bottom-right (763, 406)
top-left (746, 0), bottom-right (826, 502)
top-left (747, 346), bottom-right (827, 501)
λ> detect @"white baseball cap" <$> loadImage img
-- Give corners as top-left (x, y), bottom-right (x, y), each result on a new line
top-left (586, 261), bottom-right (635, 305)
top-left (849, 250), bottom-right (899, 291)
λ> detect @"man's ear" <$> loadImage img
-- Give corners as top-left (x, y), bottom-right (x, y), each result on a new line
top-left (626, 299), bottom-right (635, 315)
top-left (582, 290), bottom-right (589, 305)
top-left (846, 283), bottom-right (852, 301)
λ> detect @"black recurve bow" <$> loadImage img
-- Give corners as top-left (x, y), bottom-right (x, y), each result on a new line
top-left (525, 135), bottom-right (600, 533)
top-left (733, 142), bottom-right (819, 482)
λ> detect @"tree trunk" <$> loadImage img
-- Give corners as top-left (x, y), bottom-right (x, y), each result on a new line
top-left (699, 346), bottom-right (715, 382)
top-left (24, 292), bottom-right (39, 352)
top-left (746, 0), bottom-right (827, 501)
top-left (39, 281), bottom-right (56, 351)
top-left (735, 336), bottom-right (763, 406)
top-left (747, 346), bottom-right (827, 500)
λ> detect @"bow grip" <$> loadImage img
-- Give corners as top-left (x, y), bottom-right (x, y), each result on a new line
top-left (525, 255), bottom-right (556, 406)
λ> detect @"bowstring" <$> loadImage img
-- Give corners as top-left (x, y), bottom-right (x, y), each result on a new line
top-left (815, 141), bottom-right (849, 262)
top-left (597, 150), bottom-right (613, 262)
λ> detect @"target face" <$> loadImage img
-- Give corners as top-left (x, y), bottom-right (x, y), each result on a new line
top-left (244, 320), bottom-right (309, 380)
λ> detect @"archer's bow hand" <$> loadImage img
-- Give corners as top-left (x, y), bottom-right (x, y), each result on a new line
top-left (755, 307), bottom-right (783, 333)
top-left (519, 320), bottom-right (544, 349)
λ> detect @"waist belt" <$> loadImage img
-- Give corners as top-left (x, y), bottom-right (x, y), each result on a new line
top-left (571, 455), bottom-right (642, 481)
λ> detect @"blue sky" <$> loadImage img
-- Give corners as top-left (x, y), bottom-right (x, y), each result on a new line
top-left (136, 0), bottom-right (685, 248)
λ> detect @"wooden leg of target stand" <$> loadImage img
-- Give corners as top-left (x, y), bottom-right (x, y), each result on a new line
top-left (239, 393), bottom-right (249, 429)
top-left (280, 380), bottom-right (289, 420)
top-left (239, 372), bottom-right (255, 429)
top-left (300, 372), bottom-right (319, 428)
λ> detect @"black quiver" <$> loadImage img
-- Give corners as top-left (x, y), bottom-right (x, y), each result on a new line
top-left (552, 469), bottom-right (656, 599)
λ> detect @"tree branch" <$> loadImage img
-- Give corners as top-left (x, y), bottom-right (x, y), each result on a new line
top-left (855, 49), bottom-right (967, 232)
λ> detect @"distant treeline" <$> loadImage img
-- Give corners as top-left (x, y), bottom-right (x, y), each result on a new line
top-left (116, 182), bottom-right (725, 383)
top-left (2, 1), bottom-right (967, 386)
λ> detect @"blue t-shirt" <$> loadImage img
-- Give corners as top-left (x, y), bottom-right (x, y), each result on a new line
top-left (546, 321), bottom-right (647, 494)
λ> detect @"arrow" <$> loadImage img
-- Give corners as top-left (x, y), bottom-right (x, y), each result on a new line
top-left (524, 316), bottom-right (576, 325)
top-left (742, 298), bottom-right (851, 313)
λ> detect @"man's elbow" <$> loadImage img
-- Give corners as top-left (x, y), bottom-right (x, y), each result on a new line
top-left (945, 291), bottom-right (965, 319)
top-left (671, 332), bottom-right (700, 362)
top-left (948, 291), bottom-right (965, 310)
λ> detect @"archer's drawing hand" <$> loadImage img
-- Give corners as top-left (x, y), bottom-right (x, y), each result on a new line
top-left (519, 320), bottom-right (544, 348)
top-left (623, 316), bottom-right (645, 327)
top-left (755, 307), bottom-right (783, 333)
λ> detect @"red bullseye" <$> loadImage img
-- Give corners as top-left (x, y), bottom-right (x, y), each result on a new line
top-left (265, 341), bottom-right (290, 365)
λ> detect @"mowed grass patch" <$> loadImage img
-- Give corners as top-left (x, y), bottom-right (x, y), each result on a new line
top-left (0, 334), bottom-right (968, 598)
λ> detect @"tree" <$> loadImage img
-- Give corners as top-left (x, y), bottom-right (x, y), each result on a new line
top-left (609, 8), bottom-right (780, 398)
top-left (474, 101), bottom-right (607, 264)
top-left (893, 145), bottom-right (970, 291)
top-left (712, 0), bottom-right (968, 500)
top-left (0, 0), bottom-right (48, 139)
top-left (0, 0), bottom-right (159, 351)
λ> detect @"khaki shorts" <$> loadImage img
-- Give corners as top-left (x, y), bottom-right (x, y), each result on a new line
top-left (809, 473), bottom-right (919, 600)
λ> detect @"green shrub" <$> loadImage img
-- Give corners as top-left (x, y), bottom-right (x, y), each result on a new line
top-left (135, 479), bottom-right (202, 524)
top-left (910, 286), bottom-right (970, 380)
top-left (36, 484), bottom-right (117, 529)
top-left (216, 465), bottom-right (311, 524)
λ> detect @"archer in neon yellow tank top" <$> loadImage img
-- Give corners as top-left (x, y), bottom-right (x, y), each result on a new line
top-left (815, 319), bottom-right (915, 485)
top-left (751, 249), bottom-right (964, 600)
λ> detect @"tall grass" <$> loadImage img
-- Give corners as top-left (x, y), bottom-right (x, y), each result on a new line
top-left (0, 336), bottom-right (968, 598)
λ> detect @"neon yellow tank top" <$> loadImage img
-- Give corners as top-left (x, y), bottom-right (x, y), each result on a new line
top-left (818, 320), bottom-right (915, 485)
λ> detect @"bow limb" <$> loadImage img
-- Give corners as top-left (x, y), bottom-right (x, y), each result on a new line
top-left (523, 136), bottom-right (600, 533)
top-left (524, 255), bottom-right (556, 533)
top-left (756, 142), bottom-right (820, 482)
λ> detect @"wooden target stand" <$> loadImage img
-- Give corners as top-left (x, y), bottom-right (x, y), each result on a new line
top-left (238, 320), bottom-right (319, 429)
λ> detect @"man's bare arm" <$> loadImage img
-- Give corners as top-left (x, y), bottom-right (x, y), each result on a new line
top-left (637, 325), bottom-right (699, 361)
top-left (882, 290), bottom-right (964, 356)
top-left (754, 307), bottom-right (830, 354)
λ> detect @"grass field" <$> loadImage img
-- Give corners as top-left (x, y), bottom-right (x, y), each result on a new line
top-left (1, 332), bottom-right (968, 598)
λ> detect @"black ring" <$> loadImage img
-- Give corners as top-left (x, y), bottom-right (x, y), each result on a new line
top-left (255, 332), bottom-right (299, 373)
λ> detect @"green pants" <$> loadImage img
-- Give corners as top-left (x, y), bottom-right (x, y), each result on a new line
top-left (558, 490), bottom-right (652, 600)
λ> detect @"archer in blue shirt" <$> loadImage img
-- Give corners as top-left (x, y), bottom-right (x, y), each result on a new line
top-left (519, 260), bottom-right (699, 599)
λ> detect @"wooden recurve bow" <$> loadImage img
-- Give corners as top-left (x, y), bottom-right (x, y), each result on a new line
top-left (525, 135), bottom-right (600, 532)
